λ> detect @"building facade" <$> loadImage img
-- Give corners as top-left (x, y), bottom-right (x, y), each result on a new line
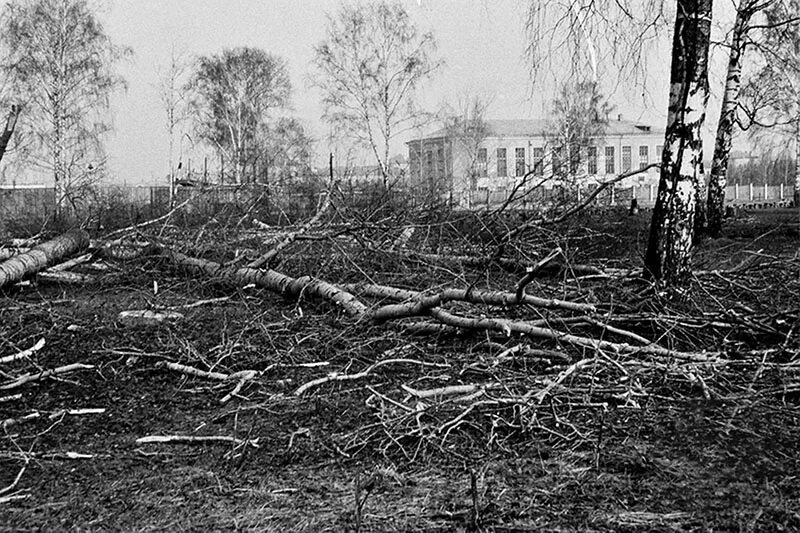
top-left (407, 118), bottom-right (666, 208)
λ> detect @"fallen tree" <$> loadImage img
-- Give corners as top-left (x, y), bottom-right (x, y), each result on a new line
top-left (162, 249), bottom-right (368, 316)
top-left (0, 229), bottom-right (90, 289)
top-left (157, 246), bottom-right (710, 360)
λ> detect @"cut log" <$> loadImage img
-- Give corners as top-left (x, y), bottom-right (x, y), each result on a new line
top-left (0, 229), bottom-right (90, 289)
top-left (165, 250), bottom-right (367, 316)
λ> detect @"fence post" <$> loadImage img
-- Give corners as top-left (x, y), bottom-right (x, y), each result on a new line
top-left (648, 184), bottom-right (654, 203)
top-left (610, 184), bottom-right (615, 205)
top-left (734, 183), bottom-right (738, 200)
top-left (764, 182), bottom-right (768, 201)
top-left (780, 183), bottom-right (784, 200)
top-left (749, 183), bottom-right (753, 201)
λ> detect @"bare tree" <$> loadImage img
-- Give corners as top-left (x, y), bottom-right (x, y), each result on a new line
top-left (157, 46), bottom-right (190, 207)
top-left (313, 1), bottom-right (442, 189)
top-left (440, 94), bottom-right (491, 197)
top-left (738, 0), bottom-right (800, 206)
top-left (644, 0), bottom-right (713, 285)
top-left (547, 80), bottom-right (611, 184)
top-left (255, 117), bottom-right (314, 186)
top-left (705, 0), bottom-right (799, 236)
top-left (188, 47), bottom-right (291, 185)
top-left (525, 0), bottom-right (672, 90)
top-left (0, 0), bottom-right (128, 217)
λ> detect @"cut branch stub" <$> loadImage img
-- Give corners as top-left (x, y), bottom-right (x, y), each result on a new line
top-left (0, 229), bottom-right (90, 289)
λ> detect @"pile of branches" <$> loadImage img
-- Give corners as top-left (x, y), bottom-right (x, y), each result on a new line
top-left (2, 193), bottom-right (798, 462)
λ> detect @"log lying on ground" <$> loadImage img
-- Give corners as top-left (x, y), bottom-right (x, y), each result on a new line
top-left (0, 229), bottom-right (90, 289)
top-left (0, 248), bottom-right (29, 261)
top-left (342, 283), bottom-right (597, 315)
top-left (159, 248), bottom-right (704, 360)
top-left (164, 249), bottom-right (367, 316)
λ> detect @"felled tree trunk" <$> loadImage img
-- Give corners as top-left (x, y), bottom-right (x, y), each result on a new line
top-left (165, 250), bottom-right (367, 316)
top-left (0, 229), bottom-right (90, 289)
top-left (644, 0), bottom-right (713, 285)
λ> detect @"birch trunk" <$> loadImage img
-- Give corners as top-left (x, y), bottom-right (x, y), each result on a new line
top-left (0, 229), bottom-right (90, 289)
top-left (707, 1), bottom-right (754, 237)
top-left (795, 117), bottom-right (800, 206)
top-left (644, 0), bottom-right (713, 284)
top-left (0, 105), bottom-right (20, 165)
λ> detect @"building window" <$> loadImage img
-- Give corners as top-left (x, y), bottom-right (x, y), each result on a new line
top-left (605, 146), bottom-right (615, 174)
top-left (515, 148), bottom-right (526, 177)
top-left (622, 146), bottom-right (632, 172)
top-left (639, 145), bottom-right (649, 169)
top-left (477, 148), bottom-right (487, 177)
top-left (552, 147), bottom-right (563, 175)
top-left (497, 148), bottom-right (507, 177)
top-left (425, 149), bottom-right (433, 175)
top-left (569, 145), bottom-right (580, 175)
top-left (656, 145), bottom-right (663, 163)
top-left (587, 146), bottom-right (598, 175)
top-left (533, 147), bottom-right (544, 176)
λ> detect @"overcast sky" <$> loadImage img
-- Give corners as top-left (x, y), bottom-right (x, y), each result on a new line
top-left (44, 1), bottom-right (740, 185)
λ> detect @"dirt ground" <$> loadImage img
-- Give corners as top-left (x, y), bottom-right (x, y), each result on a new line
top-left (1, 208), bottom-right (799, 532)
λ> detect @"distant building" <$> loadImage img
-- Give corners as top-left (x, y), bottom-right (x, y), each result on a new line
top-left (407, 117), bottom-right (665, 208)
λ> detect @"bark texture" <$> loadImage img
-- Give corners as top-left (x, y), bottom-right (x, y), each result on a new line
top-left (644, 0), bottom-right (713, 284)
top-left (795, 118), bottom-right (800, 206)
top-left (166, 250), bottom-right (367, 316)
top-left (0, 229), bottom-right (90, 289)
top-left (707, 0), bottom-right (756, 237)
top-left (0, 105), bottom-right (20, 164)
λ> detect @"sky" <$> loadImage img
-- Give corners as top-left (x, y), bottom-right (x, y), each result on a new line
top-left (13, 0), bottom-right (745, 186)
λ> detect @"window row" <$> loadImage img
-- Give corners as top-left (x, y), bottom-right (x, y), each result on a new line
top-left (477, 144), bottom-right (663, 178)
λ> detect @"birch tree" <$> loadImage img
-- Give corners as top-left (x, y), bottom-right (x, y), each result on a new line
top-left (548, 81), bottom-right (611, 182)
top-left (188, 47), bottom-right (291, 185)
top-left (644, 0), bottom-right (713, 284)
top-left (441, 95), bottom-right (491, 191)
top-left (157, 47), bottom-right (190, 207)
top-left (0, 0), bottom-right (127, 216)
top-left (738, 0), bottom-right (800, 206)
top-left (705, 0), bottom-right (799, 236)
top-left (313, 1), bottom-right (442, 189)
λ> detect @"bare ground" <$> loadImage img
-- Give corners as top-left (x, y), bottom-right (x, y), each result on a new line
top-left (1, 208), bottom-right (799, 532)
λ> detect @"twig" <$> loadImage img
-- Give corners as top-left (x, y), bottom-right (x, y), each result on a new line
top-left (525, 358), bottom-right (595, 406)
top-left (401, 383), bottom-right (498, 400)
top-left (46, 253), bottom-right (93, 272)
top-left (156, 361), bottom-right (228, 381)
top-left (0, 338), bottom-right (45, 365)
top-left (156, 362), bottom-right (259, 403)
top-left (0, 464), bottom-right (27, 497)
top-left (160, 296), bottom-right (233, 310)
top-left (248, 176), bottom-right (333, 269)
top-left (294, 358), bottom-right (448, 396)
top-left (101, 196), bottom-right (192, 240)
top-left (0, 363), bottom-right (95, 390)
top-left (0, 394), bottom-right (22, 403)
top-left (136, 435), bottom-right (259, 447)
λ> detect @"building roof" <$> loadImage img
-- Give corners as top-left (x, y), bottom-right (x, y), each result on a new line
top-left (413, 118), bottom-right (664, 142)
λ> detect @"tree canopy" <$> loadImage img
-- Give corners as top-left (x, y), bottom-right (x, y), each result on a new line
top-left (188, 47), bottom-right (292, 184)
top-left (0, 0), bottom-right (127, 210)
top-left (313, 0), bottom-right (442, 186)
